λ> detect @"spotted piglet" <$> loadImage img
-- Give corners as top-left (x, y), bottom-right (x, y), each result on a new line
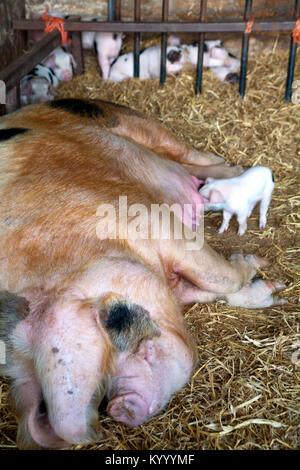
top-left (20, 65), bottom-right (59, 107)
top-left (199, 166), bottom-right (274, 236)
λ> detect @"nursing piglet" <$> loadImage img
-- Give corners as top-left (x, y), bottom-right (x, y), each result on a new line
top-left (199, 166), bottom-right (274, 236)
top-left (109, 46), bottom-right (184, 82)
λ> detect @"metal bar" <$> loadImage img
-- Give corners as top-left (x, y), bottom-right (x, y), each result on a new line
top-left (239, 0), bottom-right (253, 98)
top-left (195, 0), bottom-right (207, 94)
top-left (285, 0), bottom-right (300, 101)
top-left (0, 31), bottom-right (61, 92)
top-left (71, 31), bottom-right (84, 75)
top-left (108, 0), bottom-right (115, 21)
top-left (13, 20), bottom-right (298, 34)
top-left (134, 0), bottom-right (141, 78)
top-left (160, 0), bottom-right (169, 85)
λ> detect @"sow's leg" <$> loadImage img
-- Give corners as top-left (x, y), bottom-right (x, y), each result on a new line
top-left (133, 205), bottom-right (286, 303)
top-left (173, 278), bottom-right (287, 309)
top-left (101, 101), bottom-right (243, 179)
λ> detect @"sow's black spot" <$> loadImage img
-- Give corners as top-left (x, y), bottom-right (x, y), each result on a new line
top-left (50, 98), bottom-right (104, 118)
top-left (0, 128), bottom-right (29, 142)
top-left (272, 172), bottom-right (274, 183)
top-left (105, 303), bottom-right (132, 334)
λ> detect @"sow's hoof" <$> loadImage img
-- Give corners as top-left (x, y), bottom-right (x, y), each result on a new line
top-left (226, 280), bottom-right (288, 308)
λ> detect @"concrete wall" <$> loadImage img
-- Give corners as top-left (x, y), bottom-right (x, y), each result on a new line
top-left (25, 0), bottom-right (294, 21)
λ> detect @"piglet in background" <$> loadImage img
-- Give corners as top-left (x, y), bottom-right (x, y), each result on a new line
top-left (81, 16), bottom-right (123, 80)
top-left (19, 64), bottom-right (59, 107)
top-left (20, 77), bottom-right (55, 105)
top-left (5, 75), bottom-right (55, 113)
top-left (169, 36), bottom-right (240, 83)
top-left (199, 166), bottom-right (274, 236)
top-left (16, 46), bottom-right (75, 110)
top-left (109, 46), bottom-right (185, 82)
top-left (42, 47), bottom-right (76, 82)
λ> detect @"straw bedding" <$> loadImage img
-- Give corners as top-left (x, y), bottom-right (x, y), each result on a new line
top-left (0, 35), bottom-right (299, 450)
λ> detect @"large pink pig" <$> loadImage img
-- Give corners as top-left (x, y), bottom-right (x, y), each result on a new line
top-left (0, 99), bottom-right (286, 448)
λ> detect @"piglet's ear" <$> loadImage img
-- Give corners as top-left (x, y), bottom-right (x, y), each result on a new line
top-left (209, 189), bottom-right (226, 204)
top-left (43, 54), bottom-right (56, 68)
top-left (205, 177), bottom-right (215, 184)
top-left (69, 53), bottom-right (77, 69)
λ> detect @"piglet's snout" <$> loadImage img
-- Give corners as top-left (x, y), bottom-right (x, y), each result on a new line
top-left (60, 70), bottom-right (72, 81)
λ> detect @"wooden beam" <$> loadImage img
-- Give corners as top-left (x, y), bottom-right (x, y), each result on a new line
top-left (13, 19), bottom-right (297, 34)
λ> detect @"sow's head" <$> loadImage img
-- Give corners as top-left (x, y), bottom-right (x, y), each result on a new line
top-left (1, 291), bottom-right (193, 449)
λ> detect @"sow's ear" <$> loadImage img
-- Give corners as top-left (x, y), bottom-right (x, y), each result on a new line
top-left (0, 291), bottom-right (29, 375)
top-left (100, 294), bottom-right (161, 353)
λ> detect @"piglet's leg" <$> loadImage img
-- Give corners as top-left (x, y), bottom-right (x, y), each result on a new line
top-left (259, 193), bottom-right (272, 229)
top-left (218, 210), bottom-right (233, 234)
top-left (237, 212), bottom-right (247, 236)
top-left (98, 56), bottom-right (111, 80)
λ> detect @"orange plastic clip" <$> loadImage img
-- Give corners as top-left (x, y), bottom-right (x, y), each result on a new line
top-left (41, 10), bottom-right (71, 46)
top-left (292, 17), bottom-right (300, 43)
top-left (245, 19), bottom-right (254, 34)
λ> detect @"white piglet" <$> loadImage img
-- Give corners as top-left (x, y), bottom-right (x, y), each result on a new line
top-left (184, 41), bottom-right (240, 83)
top-left (199, 166), bottom-right (274, 236)
top-left (81, 17), bottom-right (123, 80)
top-left (93, 32), bottom-right (123, 80)
top-left (109, 46), bottom-right (185, 82)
